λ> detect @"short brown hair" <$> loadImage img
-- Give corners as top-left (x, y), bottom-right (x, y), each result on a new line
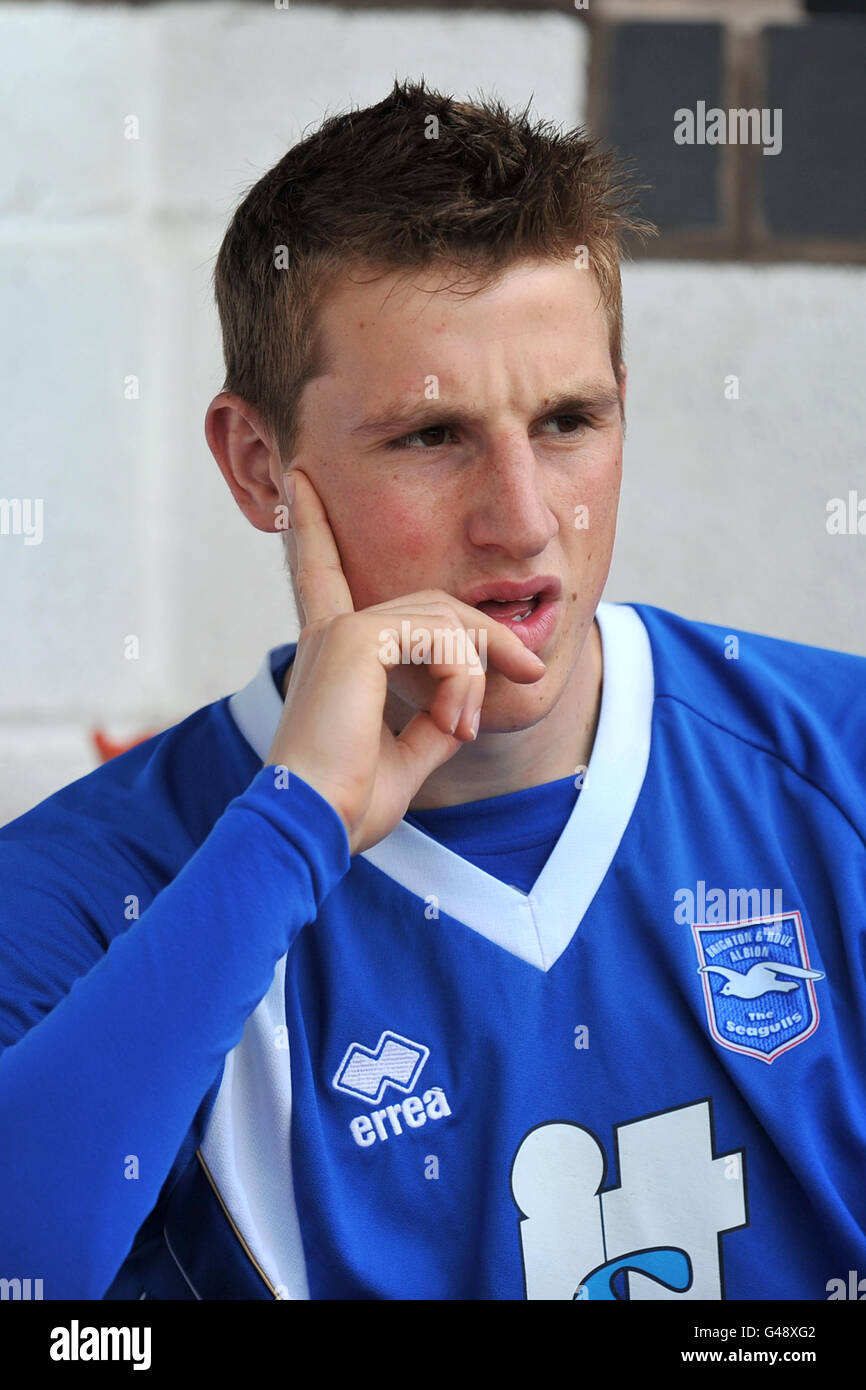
top-left (212, 76), bottom-right (655, 464)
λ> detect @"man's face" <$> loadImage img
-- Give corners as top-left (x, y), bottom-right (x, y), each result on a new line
top-left (289, 256), bottom-right (625, 733)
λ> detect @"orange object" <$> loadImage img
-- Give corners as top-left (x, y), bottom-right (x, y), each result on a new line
top-left (91, 729), bottom-right (158, 764)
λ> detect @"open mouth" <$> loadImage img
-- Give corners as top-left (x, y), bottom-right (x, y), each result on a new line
top-left (475, 595), bottom-right (540, 624)
top-left (462, 577), bottom-right (562, 653)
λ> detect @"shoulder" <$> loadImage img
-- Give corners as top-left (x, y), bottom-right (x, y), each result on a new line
top-left (0, 692), bottom-right (264, 1048)
top-left (630, 601), bottom-right (866, 714)
top-left (0, 692), bottom-right (260, 898)
top-left (626, 601), bottom-right (866, 812)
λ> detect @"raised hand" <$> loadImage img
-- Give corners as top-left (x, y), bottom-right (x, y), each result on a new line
top-left (265, 467), bottom-right (546, 855)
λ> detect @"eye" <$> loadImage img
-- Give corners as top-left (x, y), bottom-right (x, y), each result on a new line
top-left (537, 414), bottom-right (589, 436)
top-left (383, 414), bottom-right (589, 452)
top-left (385, 425), bottom-right (455, 451)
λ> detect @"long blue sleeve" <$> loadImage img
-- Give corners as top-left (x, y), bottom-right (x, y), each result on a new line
top-left (0, 766), bottom-right (350, 1299)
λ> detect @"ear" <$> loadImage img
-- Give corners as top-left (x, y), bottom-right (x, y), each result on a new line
top-left (204, 392), bottom-right (284, 534)
top-left (617, 361), bottom-right (627, 416)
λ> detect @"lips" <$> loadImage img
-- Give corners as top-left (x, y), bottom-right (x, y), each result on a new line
top-left (475, 597), bottom-right (538, 623)
top-left (461, 575), bottom-right (562, 609)
top-left (460, 575), bottom-right (564, 654)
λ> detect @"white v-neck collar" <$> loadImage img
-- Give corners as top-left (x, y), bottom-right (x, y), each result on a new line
top-left (228, 601), bottom-right (654, 973)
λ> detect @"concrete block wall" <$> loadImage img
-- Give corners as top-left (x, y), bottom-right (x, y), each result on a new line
top-left (0, 2), bottom-right (862, 826)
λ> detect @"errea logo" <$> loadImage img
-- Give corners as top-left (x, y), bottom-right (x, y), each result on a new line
top-left (349, 1088), bottom-right (452, 1149)
top-left (332, 1031), bottom-right (452, 1149)
top-left (333, 1031), bottom-right (429, 1104)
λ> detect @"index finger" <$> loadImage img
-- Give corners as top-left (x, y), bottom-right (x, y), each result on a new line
top-left (284, 468), bottom-right (355, 623)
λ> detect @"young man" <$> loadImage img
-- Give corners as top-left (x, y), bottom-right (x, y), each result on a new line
top-left (1, 79), bottom-right (864, 1302)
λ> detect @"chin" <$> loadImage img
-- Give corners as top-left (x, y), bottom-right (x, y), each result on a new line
top-left (473, 670), bottom-right (558, 734)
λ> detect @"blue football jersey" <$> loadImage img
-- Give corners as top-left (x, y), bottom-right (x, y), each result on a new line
top-left (1, 600), bottom-right (865, 1300)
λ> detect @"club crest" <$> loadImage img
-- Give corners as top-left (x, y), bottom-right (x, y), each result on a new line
top-left (692, 911), bottom-right (824, 1063)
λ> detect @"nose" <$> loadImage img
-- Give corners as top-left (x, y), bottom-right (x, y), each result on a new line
top-left (465, 435), bottom-right (558, 557)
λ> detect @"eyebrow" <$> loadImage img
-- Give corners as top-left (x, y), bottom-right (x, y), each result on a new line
top-left (351, 382), bottom-right (623, 437)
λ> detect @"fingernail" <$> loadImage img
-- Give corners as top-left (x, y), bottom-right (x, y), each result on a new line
top-left (284, 473), bottom-right (295, 506)
top-left (470, 708), bottom-right (481, 739)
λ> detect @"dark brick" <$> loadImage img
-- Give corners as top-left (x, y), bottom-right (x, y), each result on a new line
top-left (603, 22), bottom-right (725, 234)
top-left (762, 19), bottom-right (866, 238)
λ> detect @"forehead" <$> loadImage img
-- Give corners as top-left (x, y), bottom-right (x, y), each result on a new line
top-left (311, 257), bottom-right (613, 382)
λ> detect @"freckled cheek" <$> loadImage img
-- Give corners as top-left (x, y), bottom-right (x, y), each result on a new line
top-left (387, 507), bottom-right (436, 565)
top-left (336, 499), bottom-right (439, 607)
top-left (559, 486), bottom-right (617, 573)
top-left (568, 456), bottom-right (621, 531)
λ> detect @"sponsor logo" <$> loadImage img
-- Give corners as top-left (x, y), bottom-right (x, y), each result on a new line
top-left (512, 1099), bottom-right (747, 1300)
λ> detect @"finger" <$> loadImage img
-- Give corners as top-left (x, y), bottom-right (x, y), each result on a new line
top-left (368, 596), bottom-right (545, 684)
top-left (285, 468), bottom-right (355, 624)
top-left (438, 596), bottom-right (548, 682)
top-left (427, 667), bottom-right (478, 738)
top-left (370, 614), bottom-right (485, 739)
top-left (373, 612), bottom-right (483, 684)
top-left (390, 709), bottom-right (468, 793)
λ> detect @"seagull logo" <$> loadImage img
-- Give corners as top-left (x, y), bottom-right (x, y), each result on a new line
top-left (699, 961), bottom-right (825, 999)
top-left (692, 912), bottom-right (823, 1061)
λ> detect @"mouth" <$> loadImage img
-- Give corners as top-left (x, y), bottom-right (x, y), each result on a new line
top-left (462, 576), bottom-right (563, 654)
top-left (475, 595), bottom-right (540, 623)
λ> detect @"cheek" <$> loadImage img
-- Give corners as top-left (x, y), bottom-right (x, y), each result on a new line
top-left (334, 493), bottom-right (438, 607)
top-left (570, 453), bottom-right (621, 530)
top-left (387, 505), bottom-right (435, 564)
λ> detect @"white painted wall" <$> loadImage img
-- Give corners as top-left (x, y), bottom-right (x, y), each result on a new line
top-left (0, 3), bottom-right (862, 825)
top-left (609, 261), bottom-right (866, 652)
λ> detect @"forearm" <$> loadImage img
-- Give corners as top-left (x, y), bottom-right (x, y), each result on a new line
top-left (0, 768), bottom-right (350, 1298)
